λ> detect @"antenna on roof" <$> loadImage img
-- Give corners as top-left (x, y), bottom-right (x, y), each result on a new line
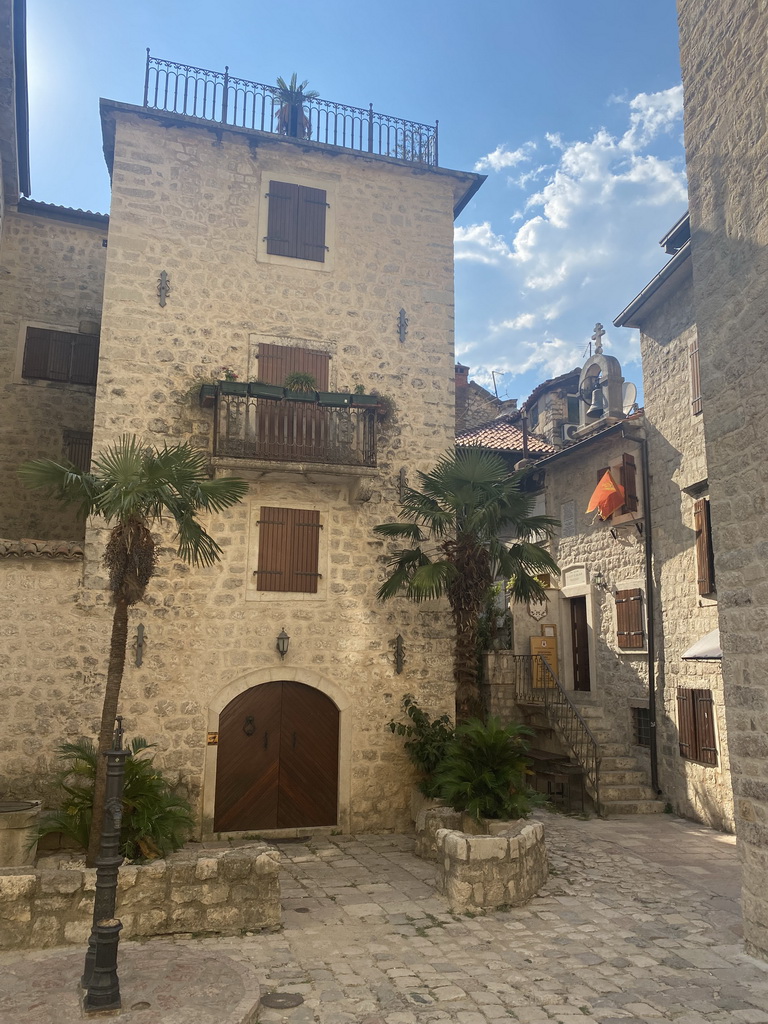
top-left (491, 370), bottom-right (502, 399)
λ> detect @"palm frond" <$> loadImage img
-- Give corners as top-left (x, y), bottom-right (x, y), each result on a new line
top-left (18, 459), bottom-right (102, 519)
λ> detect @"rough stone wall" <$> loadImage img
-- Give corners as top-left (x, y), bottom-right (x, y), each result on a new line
top-left (0, 842), bottom-right (281, 950)
top-left (678, 0), bottom-right (768, 957)
top-left (637, 259), bottom-right (733, 831)
top-left (0, 109), bottom-right (468, 834)
top-left (0, 206), bottom-right (106, 538)
top-left (456, 381), bottom-right (503, 432)
top-left (511, 430), bottom-right (648, 749)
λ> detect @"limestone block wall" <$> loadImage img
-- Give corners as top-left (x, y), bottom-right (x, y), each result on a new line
top-left (0, 842), bottom-right (281, 950)
top-left (511, 429), bottom-right (648, 749)
top-left (0, 204), bottom-right (107, 538)
top-left (637, 259), bottom-right (732, 831)
top-left (678, 0), bottom-right (768, 957)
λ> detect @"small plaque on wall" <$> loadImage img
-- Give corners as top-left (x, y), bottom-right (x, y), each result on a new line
top-left (207, 732), bottom-right (219, 745)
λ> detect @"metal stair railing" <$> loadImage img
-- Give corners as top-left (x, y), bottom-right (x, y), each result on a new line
top-left (505, 654), bottom-right (601, 814)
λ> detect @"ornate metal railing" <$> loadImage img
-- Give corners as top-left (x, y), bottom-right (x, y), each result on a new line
top-left (497, 654), bottom-right (601, 812)
top-left (213, 395), bottom-right (377, 467)
top-left (143, 52), bottom-right (438, 166)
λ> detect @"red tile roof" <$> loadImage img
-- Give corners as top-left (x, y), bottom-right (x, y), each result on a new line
top-left (0, 538), bottom-right (84, 559)
top-left (456, 417), bottom-right (555, 454)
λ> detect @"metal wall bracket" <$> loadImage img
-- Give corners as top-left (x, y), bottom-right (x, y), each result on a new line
top-left (157, 271), bottom-right (171, 307)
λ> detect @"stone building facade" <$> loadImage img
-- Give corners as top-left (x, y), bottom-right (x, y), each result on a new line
top-left (0, 28), bottom-right (484, 837)
top-left (677, 0), bottom-right (768, 959)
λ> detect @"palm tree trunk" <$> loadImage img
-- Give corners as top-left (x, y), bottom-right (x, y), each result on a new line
top-left (86, 596), bottom-right (130, 866)
top-left (454, 614), bottom-right (482, 722)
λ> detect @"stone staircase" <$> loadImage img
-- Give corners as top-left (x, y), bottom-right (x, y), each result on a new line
top-left (569, 700), bottom-right (665, 816)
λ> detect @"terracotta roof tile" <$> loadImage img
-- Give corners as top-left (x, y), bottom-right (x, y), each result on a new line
top-left (0, 538), bottom-right (84, 559)
top-left (456, 418), bottom-right (555, 454)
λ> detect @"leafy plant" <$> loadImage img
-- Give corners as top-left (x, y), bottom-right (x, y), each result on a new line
top-left (283, 371), bottom-right (318, 393)
top-left (433, 717), bottom-right (538, 821)
top-left (275, 74), bottom-right (318, 138)
top-left (34, 738), bottom-right (194, 860)
top-left (388, 694), bottom-right (454, 797)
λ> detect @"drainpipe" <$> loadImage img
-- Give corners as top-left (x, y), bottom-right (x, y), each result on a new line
top-left (622, 429), bottom-right (661, 795)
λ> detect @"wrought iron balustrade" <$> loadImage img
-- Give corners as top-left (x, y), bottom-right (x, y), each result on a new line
top-left (213, 394), bottom-right (377, 468)
top-left (493, 653), bottom-right (602, 813)
top-left (143, 52), bottom-right (438, 166)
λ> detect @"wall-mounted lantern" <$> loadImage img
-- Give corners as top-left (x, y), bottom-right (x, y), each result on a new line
top-left (276, 629), bottom-right (290, 659)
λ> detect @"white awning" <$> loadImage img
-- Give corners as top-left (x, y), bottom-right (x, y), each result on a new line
top-left (681, 628), bottom-right (721, 660)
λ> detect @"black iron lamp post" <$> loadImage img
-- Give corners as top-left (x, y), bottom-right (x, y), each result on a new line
top-left (82, 716), bottom-right (129, 1012)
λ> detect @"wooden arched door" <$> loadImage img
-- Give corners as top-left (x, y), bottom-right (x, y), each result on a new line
top-left (214, 681), bottom-right (339, 831)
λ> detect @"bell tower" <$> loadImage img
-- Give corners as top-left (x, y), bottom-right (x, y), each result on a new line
top-left (574, 322), bottom-right (626, 437)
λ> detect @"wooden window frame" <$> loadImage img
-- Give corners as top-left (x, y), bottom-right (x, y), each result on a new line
top-left (677, 687), bottom-right (718, 765)
top-left (615, 587), bottom-right (645, 649)
top-left (694, 497), bottom-right (715, 595)
top-left (265, 180), bottom-right (328, 263)
top-left (21, 327), bottom-right (99, 386)
top-left (254, 506), bottom-right (322, 594)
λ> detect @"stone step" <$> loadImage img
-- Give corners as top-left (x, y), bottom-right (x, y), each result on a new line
top-left (600, 784), bottom-right (657, 802)
top-left (599, 770), bottom-right (649, 787)
top-left (600, 755), bottom-right (644, 771)
top-left (601, 799), bottom-right (666, 816)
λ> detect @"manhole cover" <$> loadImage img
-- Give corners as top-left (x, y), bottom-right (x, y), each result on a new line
top-left (261, 992), bottom-right (304, 1009)
top-left (0, 801), bottom-right (37, 813)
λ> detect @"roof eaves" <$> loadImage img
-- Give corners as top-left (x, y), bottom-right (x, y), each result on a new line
top-left (613, 241), bottom-right (691, 329)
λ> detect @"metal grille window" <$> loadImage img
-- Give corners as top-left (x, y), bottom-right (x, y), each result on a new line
top-left (632, 706), bottom-right (651, 747)
top-left (254, 507), bottom-right (321, 593)
top-left (677, 687), bottom-right (718, 765)
top-left (615, 588), bottom-right (645, 649)
top-left (265, 181), bottom-right (328, 262)
top-left (63, 430), bottom-right (93, 473)
top-left (22, 327), bottom-right (99, 386)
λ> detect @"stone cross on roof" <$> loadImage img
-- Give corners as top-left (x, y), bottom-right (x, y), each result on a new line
top-left (591, 322), bottom-right (605, 355)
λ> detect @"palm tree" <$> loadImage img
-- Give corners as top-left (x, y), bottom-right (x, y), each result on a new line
top-left (274, 73), bottom-right (319, 138)
top-left (374, 448), bottom-right (559, 719)
top-left (19, 436), bottom-right (248, 865)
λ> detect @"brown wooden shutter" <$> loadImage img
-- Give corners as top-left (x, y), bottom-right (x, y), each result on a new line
top-left (266, 180), bottom-right (299, 257)
top-left (692, 688), bottom-right (718, 765)
top-left (22, 327), bottom-right (52, 379)
top-left (690, 336), bottom-right (702, 414)
top-left (257, 343), bottom-right (329, 389)
top-left (47, 331), bottom-right (73, 381)
top-left (677, 688), bottom-right (696, 759)
top-left (615, 588), bottom-right (645, 649)
top-left (296, 185), bottom-right (327, 262)
top-left (620, 453), bottom-right (638, 513)
top-left (256, 506), bottom-right (321, 593)
top-left (694, 497), bottom-right (715, 595)
top-left (70, 335), bottom-right (99, 385)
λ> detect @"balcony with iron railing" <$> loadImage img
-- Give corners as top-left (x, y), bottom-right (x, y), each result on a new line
top-left (211, 392), bottom-right (378, 472)
top-left (143, 51), bottom-right (439, 166)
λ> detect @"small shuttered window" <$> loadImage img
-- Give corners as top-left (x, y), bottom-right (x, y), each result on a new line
top-left (690, 336), bottom-right (703, 415)
top-left (255, 507), bottom-right (322, 593)
top-left (615, 588), bottom-right (645, 649)
top-left (620, 453), bottom-right (638, 513)
top-left (22, 327), bottom-right (99, 386)
top-left (265, 181), bottom-right (328, 262)
top-left (677, 687), bottom-right (718, 765)
top-left (694, 497), bottom-right (715, 595)
top-left (63, 430), bottom-right (93, 473)
top-left (257, 343), bottom-right (330, 389)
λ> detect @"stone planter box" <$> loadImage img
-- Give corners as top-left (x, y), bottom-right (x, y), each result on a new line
top-left (0, 801), bottom-right (41, 867)
top-left (0, 842), bottom-right (281, 951)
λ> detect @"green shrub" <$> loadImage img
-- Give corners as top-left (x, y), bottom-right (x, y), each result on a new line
top-left (283, 371), bottom-right (317, 392)
top-left (35, 738), bottom-right (194, 860)
top-left (433, 716), bottom-right (539, 821)
top-left (388, 694), bottom-right (455, 798)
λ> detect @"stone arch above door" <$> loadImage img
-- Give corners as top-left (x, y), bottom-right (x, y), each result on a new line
top-left (202, 667), bottom-right (352, 836)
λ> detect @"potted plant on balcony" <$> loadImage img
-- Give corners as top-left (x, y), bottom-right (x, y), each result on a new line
top-left (283, 371), bottom-right (318, 402)
top-left (274, 74), bottom-right (318, 139)
top-left (218, 366), bottom-right (248, 397)
top-left (350, 384), bottom-right (380, 408)
top-left (248, 379), bottom-right (285, 401)
top-left (317, 388), bottom-right (352, 407)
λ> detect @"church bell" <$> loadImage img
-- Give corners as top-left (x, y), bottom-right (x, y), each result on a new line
top-left (585, 386), bottom-right (605, 419)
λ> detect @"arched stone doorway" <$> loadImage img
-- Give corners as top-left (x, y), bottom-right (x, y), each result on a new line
top-left (213, 680), bottom-right (340, 831)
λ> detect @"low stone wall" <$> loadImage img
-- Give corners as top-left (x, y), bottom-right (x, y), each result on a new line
top-left (0, 843), bottom-right (281, 951)
top-left (435, 821), bottom-right (548, 913)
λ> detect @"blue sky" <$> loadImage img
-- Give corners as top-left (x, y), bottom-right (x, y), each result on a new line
top-left (26, 0), bottom-right (685, 406)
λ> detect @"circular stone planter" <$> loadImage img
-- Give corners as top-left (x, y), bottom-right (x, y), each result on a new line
top-left (0, 801), bottom-right (41, 867)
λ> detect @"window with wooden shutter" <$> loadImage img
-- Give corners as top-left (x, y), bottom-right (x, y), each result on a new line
top-left (689, 336), bottom-right (702, 414)
top-left (63, 430), bottom-right (93, 473)
top-left (615, 588), bottom-right (645, 649)
top-left (255, 507), bottom-right (321, 593)
top-left (22, 327), bottom-right (99, 386)
top-left (257, 343), bottom-right (330, 389)
top-left (677, 687), bottom-right (718, 765)
top-left (265, 180), bottom-right (327, 262)
top-left (620, 453), bottom-right (638, 513)
top-left (693, 497), bottom-right (715, 595)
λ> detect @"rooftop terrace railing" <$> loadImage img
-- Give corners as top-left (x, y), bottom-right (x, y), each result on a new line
top-left (143, 51), bottom-right (439, 166)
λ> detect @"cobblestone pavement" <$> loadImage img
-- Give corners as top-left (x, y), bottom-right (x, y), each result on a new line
top-left (209, 813), bottom-right (768, 1024)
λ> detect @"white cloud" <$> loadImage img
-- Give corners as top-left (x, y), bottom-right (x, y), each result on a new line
top-left (454, 222), bottom-right (512, 264)
top-left (474, 142), bottom-right (535, 173)
top-left (621, 85), bottom-right (684, 149)
top-left (494, 313), bottom-right (537, 331)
